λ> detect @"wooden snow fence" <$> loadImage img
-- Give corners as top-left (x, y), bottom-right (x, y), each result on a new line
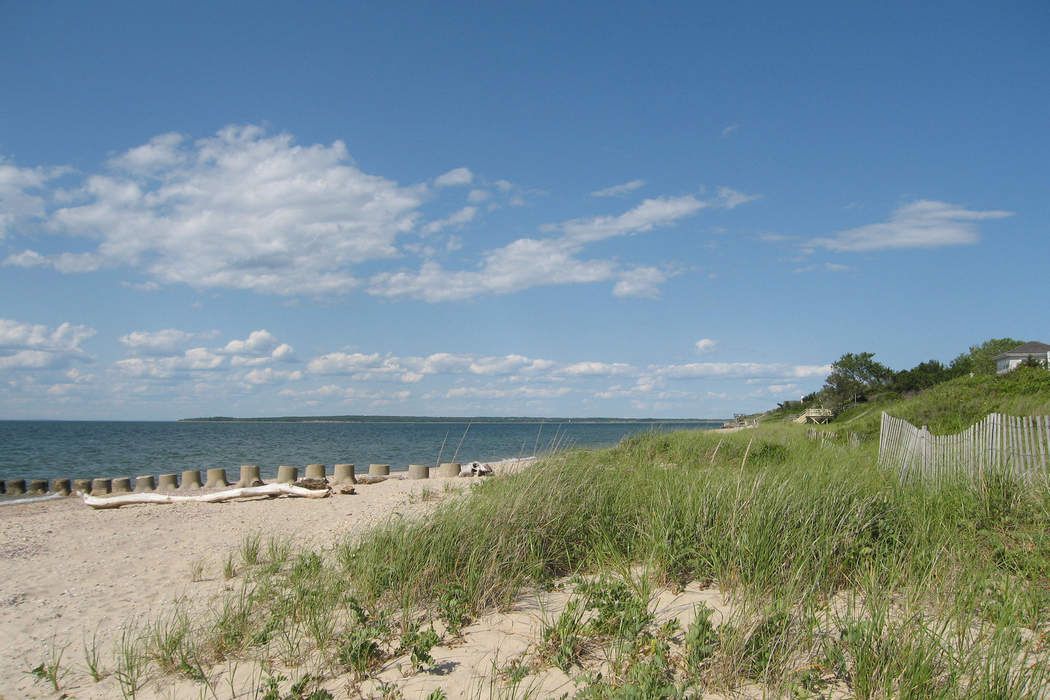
top-left (878, 412), bottom-right (1050, 483)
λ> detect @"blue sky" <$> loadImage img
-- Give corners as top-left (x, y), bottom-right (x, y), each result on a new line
top-left (1, 2), bottom-right (1047, 420)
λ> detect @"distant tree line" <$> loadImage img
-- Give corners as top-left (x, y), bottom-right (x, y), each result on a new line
top-left (780, 338), bottom-right (1028, 412)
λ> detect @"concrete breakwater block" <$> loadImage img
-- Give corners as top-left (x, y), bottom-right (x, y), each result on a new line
top-left (368, 463), bottom-right (390, 476)
top-left (158, 474), bottom-right (179, 490)
top-left (73, 478), bottom-right (92, 494)
top-left (277, 465), bottom-right (298, 484)
top-left (111, 478), bottom-right (132, 494)
top-left (236, 464), bottom-right (263, 487)
top-left (28, 479), bottom-right (49, 495)
top-left (51, 478), bottom-right (72, 496)
top-left (134, 475), bottom-right (156, 492)
top-left (436, 462), bottom-right (461, 478)
top-left (305, 463), bottom-right (327, 480)
top-left (5, 479), bottom-right (26, 496)
top-left (205, 468), bottom-right (229, 489)
top-left (407, 464), bottom-right (430, 480)
top-left (91, 478), bottom-right (111, 495)
top-left (180, 470), bottom-right (202, 490)
top-left (333, 463), bottom-right (355, 484)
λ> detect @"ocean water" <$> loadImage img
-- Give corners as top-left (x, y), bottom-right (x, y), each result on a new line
top-left (0, 419), bottom-right (720, 485)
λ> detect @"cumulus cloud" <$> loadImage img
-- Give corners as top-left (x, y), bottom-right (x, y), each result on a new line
top-left (808, 200), bottom-right (1012, 252)
top-left (558, 362), bottom-right (635, 377)
top-left (653, 362), bottom-right (831, 380)
top-left (591, 179), bottom-right (646, 198)
top-left (223, 330), bottom-right (279, 355)
top-left (695, 338), bottom-right (718, 353)
top-left (369, 240), bottom-right (617, 302)
top-left (369, 194), bottom-right (718, 302)
top-left (0, 318), bottom-right (95, 370)
top-left (107, 132), bottom-right (186, 174)
top-left (113, 328), bottom-right (297, 382)
top-left (0, 159), bottom-right (65, 238)
top-left (9, 125), bottom-right (425, 294)
top-left (445, 385), bottom-right (571, 400)
top-left (2, 127), bottom-right (762, 304)
top-left (433, 167), bottom-right (474, 187)
top-left (120, 329), bottom-right (200, 354)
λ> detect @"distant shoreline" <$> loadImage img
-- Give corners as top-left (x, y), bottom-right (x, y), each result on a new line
top-left (177, 416), bottom-right (726, 425)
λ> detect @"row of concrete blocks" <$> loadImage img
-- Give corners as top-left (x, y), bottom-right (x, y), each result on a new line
top-left (0, 461), bottom-right (466, 497)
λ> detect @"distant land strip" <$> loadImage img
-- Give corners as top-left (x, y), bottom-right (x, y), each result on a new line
top-left (178, 415), bottom-right (725, 424)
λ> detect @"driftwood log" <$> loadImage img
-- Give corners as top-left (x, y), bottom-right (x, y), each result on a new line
top-left (81, 483), bottom-right (331, 509)
top-left (0, 493), bottom-right (66, 507)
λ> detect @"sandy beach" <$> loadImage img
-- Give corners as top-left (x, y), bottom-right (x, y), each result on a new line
top-left (0, 461), bottom-right (540, 699)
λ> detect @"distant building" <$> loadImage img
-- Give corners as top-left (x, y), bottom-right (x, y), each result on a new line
top-left (995, 341), bottom-right (1050, 374)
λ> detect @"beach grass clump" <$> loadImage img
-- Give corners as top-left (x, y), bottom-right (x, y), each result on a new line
top-left (28, 636), bottom-right (68, 692)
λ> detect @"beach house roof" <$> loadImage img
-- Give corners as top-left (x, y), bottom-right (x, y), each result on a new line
top-left (995, 341), bottom-right (1050, 359)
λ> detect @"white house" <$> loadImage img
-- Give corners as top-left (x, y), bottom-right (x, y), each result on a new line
top-left (994, 341), bottom-right (1050, 374)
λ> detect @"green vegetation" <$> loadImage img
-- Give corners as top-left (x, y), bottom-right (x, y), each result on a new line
top-left (834, 366), bottom-right (1050, 440)
top-left (100, 422), bottom-right (1048, 697)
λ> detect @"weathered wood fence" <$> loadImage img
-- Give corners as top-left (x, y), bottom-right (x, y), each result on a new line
top-left (879, 412), bottom-right (1050, 482)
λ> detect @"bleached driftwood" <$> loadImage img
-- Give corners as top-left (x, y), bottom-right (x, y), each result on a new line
top-left (81, 483), bottom-right (331, 509)
top-left (0, 493), bottom-right (66, 507)
top-left (460, 461), bottom-right (494, 476)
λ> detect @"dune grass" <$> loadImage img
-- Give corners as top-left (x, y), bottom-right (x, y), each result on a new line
top-left (99, 425), bottom-right (1048, 697)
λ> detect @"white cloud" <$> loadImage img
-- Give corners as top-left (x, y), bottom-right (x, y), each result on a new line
top-left (446, 385), bottom-right (571, 400)
top-left (3, 250), bottom-right (48, 267)
top-left (0, 318), bottom-right (95, 370)
top-left (695, 338), bottom-right (718, 353)
top-left (0, 159), bottom-right (64, 238)
top-left (279, 384), bottom-right (411, 404)
top-left (370, 194), bottom-right (712, 302)
top-left (369, 240), bottom-right (617, 302)
top-left (613, 266), bottom-right (669, 299)
top-left (653, 362), bottom-right (831, 380)
top-left (467, 189), bottom-right (490, 203)
top-left (715, 186), bottom-right (760, 210)
top-left (115, 347), bottom-right (225, 378)
top-left (223, 329), bottom-right (279, 355)
top-left (244, 367), bottom-right (303, 385)
top-left (591, 179), bottom-right (646, 198)
top-left (421, 206), bottom-right (478, 235)
top-left (467, 354), bottom-right (553, 376)
top-left (107, 132), bottom-right (186, 174)
top-left (721, 124), bottom-right (740, 138)
top-left (433, 167), bottom-right (474, 188)
top-left (809, 200), bottom-right (1012, 252)
top-left (558, 362), bottom-right (635, 377)
top-left (306, 352), bottom-right (386, 374)
top-left (113, 329), bottom-right (296, 383)
top-left (120, 329), bottom-right (199, 354)
top-left (16, 125), bottom-right (425, 294)
top-left (557, 195), bottom-right (705, 244)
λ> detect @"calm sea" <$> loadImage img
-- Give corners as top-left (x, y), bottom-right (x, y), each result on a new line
top-left (0, 419), bottom-right (720, 485)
